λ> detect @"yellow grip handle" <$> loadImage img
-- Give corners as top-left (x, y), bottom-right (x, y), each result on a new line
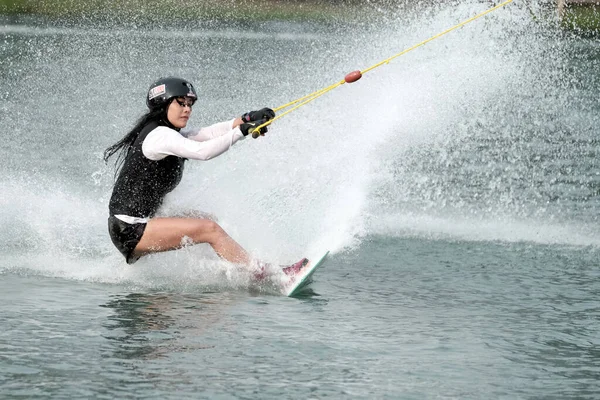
top-left (250, 119), bottom-right (273, 138)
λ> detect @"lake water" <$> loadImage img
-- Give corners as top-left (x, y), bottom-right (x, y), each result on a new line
top-left (1, 2), bottom-right (599, 398)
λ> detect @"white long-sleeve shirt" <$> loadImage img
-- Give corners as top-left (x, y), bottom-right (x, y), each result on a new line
top-left (142, 119), bottom-right (245, 161)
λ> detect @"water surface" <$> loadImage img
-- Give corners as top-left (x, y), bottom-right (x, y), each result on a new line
top-left (1, 3), bottom-right (599, 398)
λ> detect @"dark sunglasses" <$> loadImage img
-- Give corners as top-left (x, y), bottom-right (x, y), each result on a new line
top-left (174, 98), bottom-right (195, 108)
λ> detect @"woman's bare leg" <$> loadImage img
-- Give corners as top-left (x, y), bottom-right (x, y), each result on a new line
top-left (133, 217), bottom-right (251, 264)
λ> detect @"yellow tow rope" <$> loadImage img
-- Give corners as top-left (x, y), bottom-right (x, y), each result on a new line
top-left (251, 0), bottom-right (514, 138)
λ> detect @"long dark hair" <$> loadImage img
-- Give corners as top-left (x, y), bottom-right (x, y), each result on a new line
top-left (104, 107), bottom-right (165, 176)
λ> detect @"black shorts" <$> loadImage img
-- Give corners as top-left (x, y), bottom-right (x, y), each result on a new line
top-left (108, 216), bottom-right (147, 264)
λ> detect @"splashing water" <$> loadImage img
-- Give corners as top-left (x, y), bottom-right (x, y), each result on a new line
top-left (1, 1), bottom-right (598, 290)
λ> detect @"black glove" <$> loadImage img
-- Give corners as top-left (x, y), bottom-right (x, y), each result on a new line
top-left (241, 108), bottom-right (275, 123)
top-left (240, 119), bottom-right (269, 138)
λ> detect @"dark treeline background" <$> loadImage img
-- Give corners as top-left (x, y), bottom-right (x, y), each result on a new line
top-left (0, 0), bottom-right (504, 23)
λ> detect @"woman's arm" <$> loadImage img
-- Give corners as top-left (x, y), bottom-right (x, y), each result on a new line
top-left (182, 107), bottom-right (273, 141)
top-left (142, 126), bottom-right (245, 161)
top-left (181, 117), bottom-right (244, 142)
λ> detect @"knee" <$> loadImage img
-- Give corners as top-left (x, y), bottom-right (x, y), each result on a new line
top-left (192, 220), bottom-right (226, 242)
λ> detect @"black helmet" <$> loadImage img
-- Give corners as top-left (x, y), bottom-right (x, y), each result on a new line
top-left (146, 77), bottom-right (197, 109)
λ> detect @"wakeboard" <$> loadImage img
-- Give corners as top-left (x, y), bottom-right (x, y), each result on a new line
top-left (285, 250), bottom-right (329, 297)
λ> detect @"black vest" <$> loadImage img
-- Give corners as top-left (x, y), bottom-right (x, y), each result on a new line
top-left (108, 121), bottom-right (186, 218)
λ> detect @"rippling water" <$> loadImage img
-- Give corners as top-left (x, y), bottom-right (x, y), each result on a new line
top-left (1, 2), bottom-right (599, 398)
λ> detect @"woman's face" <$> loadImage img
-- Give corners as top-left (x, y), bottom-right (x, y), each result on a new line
top-left (167, 97), bottom-right (194, 128)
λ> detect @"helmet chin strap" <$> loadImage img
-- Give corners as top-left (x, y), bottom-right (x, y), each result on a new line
top-left (159, 102), bottom-right (180, 131)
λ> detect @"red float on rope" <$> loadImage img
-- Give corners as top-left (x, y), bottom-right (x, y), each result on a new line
top-left (344, 70), bottom-right (362, 83)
